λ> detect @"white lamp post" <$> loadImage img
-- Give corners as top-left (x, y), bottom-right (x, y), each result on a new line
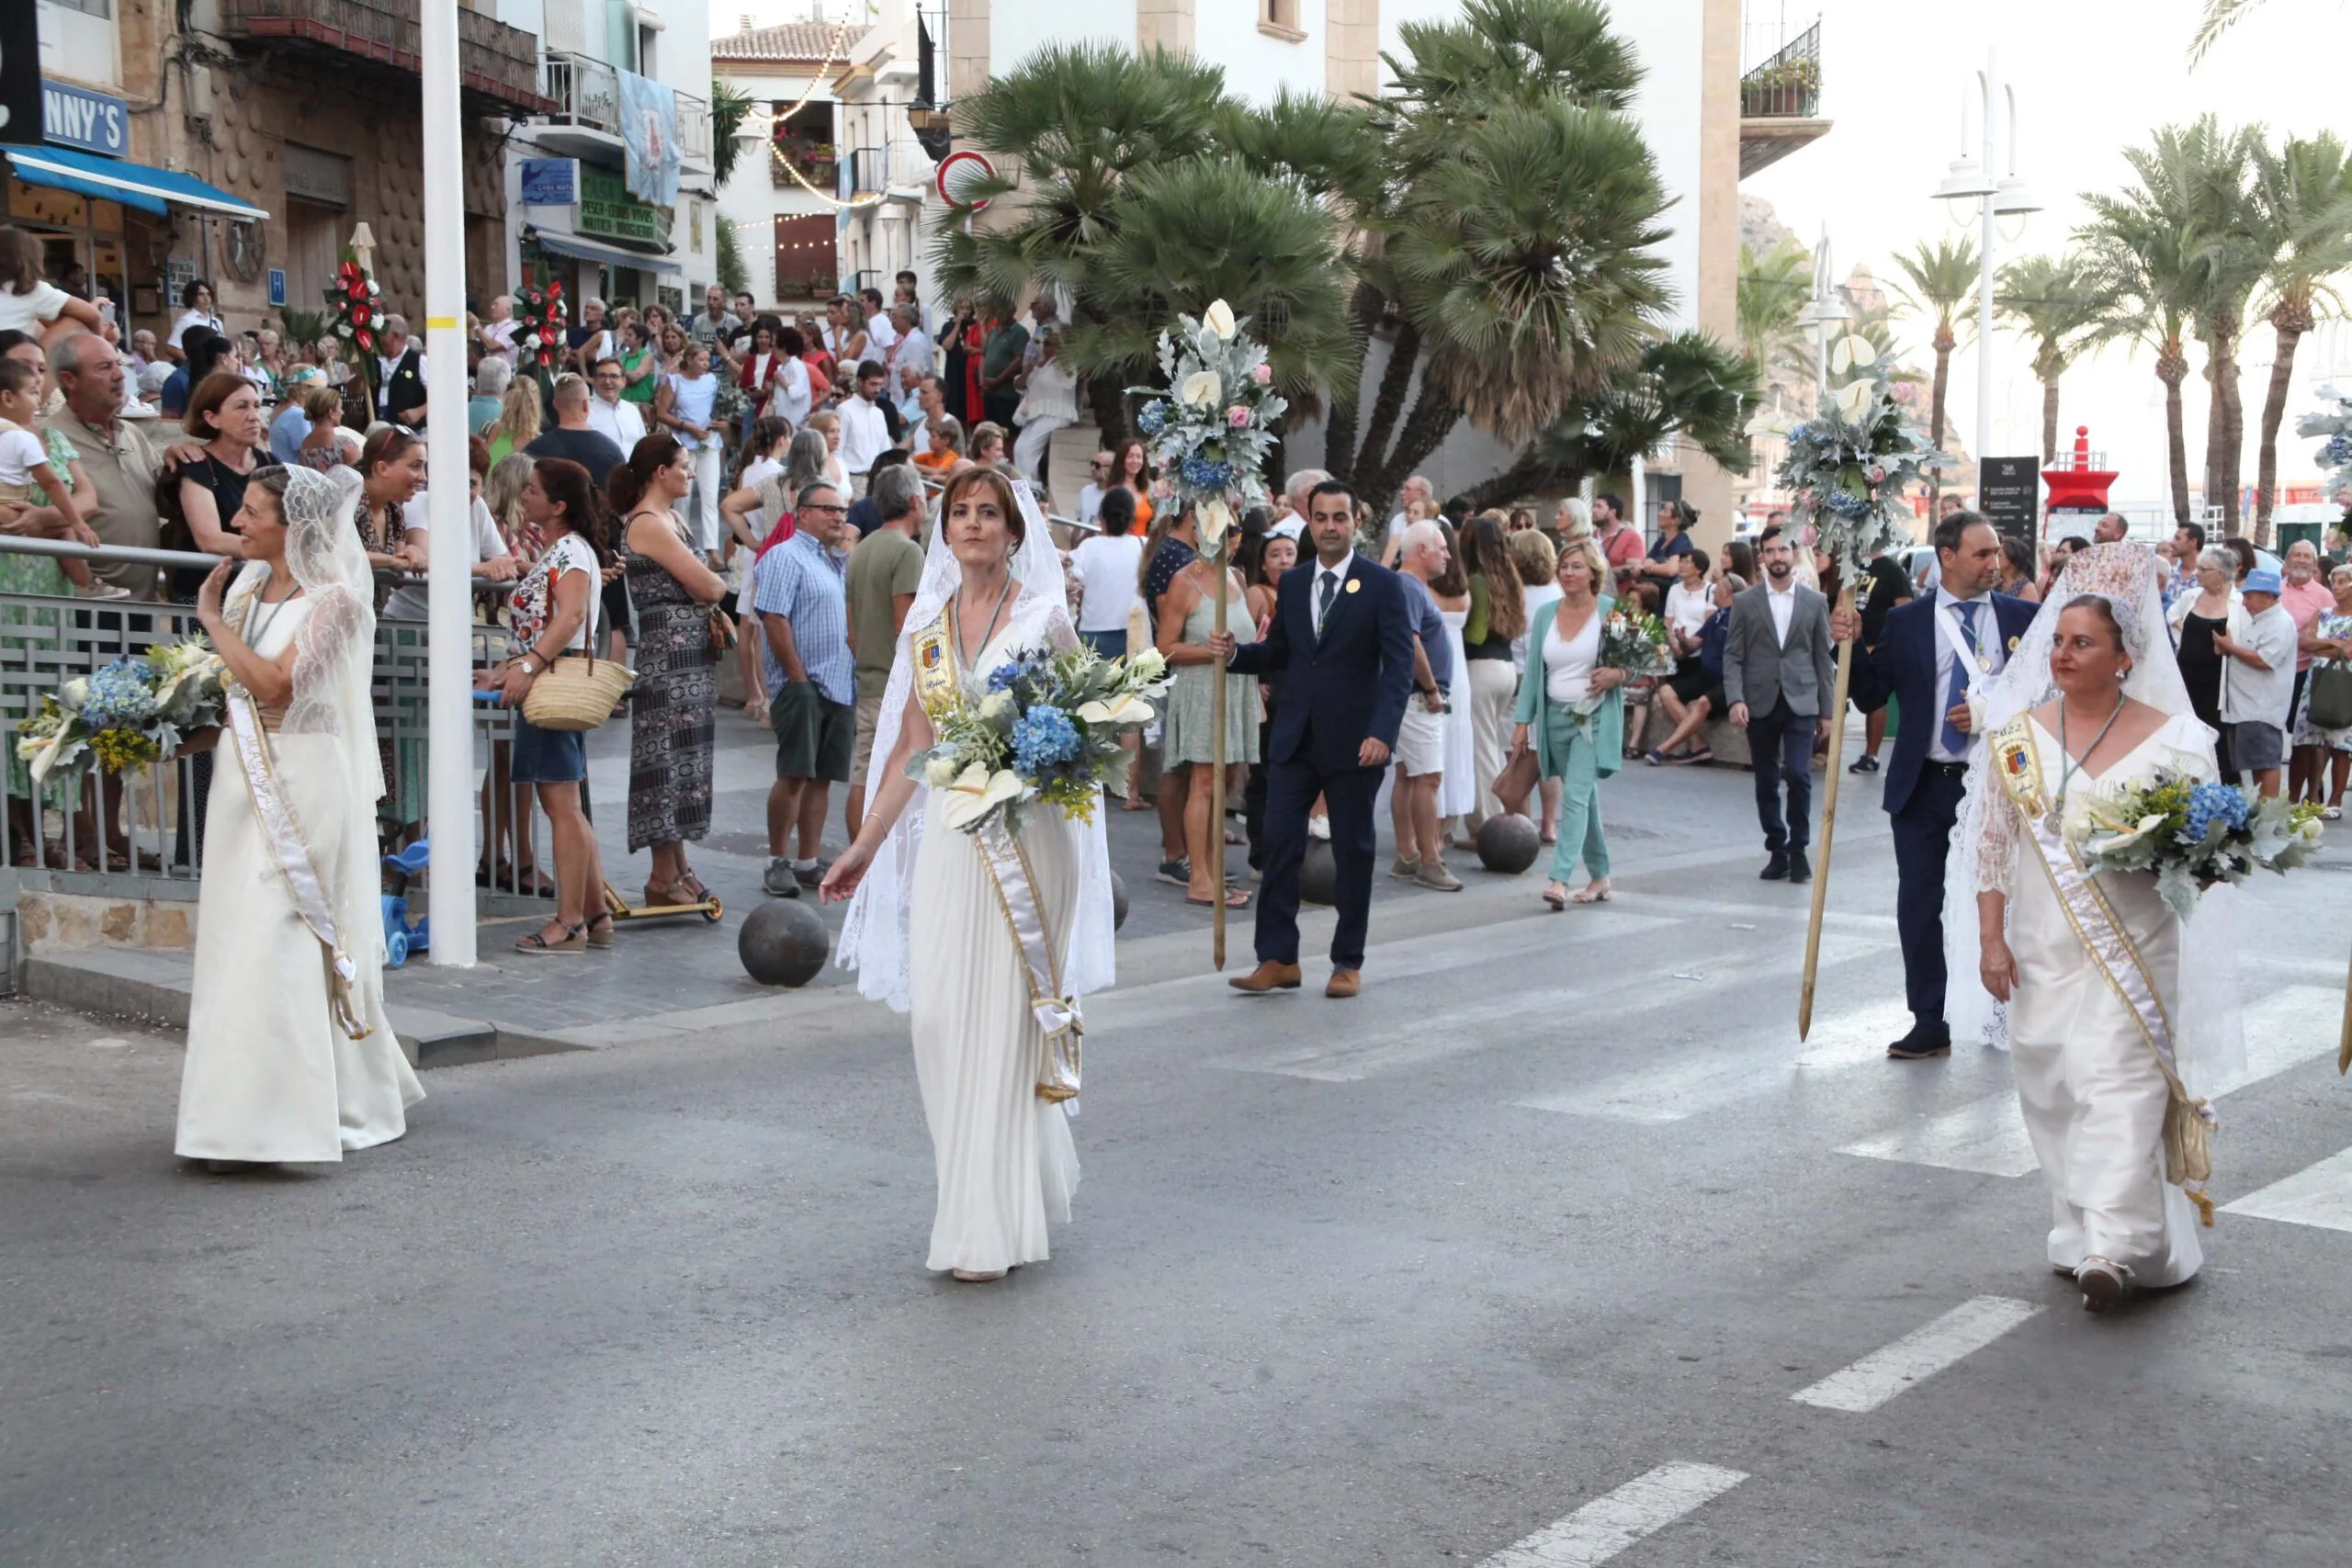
top-left (1930, 50), bottom-right (2036, 472)
top-left (1798, 227), bottom-right (1849, 397)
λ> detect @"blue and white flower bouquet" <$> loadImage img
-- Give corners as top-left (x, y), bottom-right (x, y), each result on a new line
top-left (16, 638), bottom-right (228, 783)
top-left (2073, 771), bottom-right (2324, 921)
top-left (2296, 386), bottom-right (2352, 508)
top-left (1750, 334), bottom-right (1942, 576)
top-left (910, 644), bottom-right (1171, 836)
top-left (1129, 299), bottom-right (1287, 559)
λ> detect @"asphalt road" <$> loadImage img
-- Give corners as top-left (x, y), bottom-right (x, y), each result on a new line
top-left (6, 761), bottom-right (2352, 1566)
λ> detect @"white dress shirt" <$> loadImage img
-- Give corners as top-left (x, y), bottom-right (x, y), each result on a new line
top-left (1766, 577), bottom-right (1797, 647)
top-left (865, 311), bottom-right (898, 355)
top-left (891, 326), bottom-right (933, 380)
top-left (1310, 553), bottom-right (1356, 637)
top-left (586, 392), bottom-right (645, 451)
top-left (837, 392), bottom-right (892, 477)
top-left (1928, 585), bottom-right (2005, 764)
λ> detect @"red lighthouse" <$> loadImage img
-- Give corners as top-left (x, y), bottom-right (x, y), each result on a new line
top-left (2043, 424), bottom-right (2120, 539)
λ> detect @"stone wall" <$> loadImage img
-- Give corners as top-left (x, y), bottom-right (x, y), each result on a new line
top-left (17, 891), bottom-right (197, 953)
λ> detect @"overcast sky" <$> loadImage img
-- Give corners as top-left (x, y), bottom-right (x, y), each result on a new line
top-left (1740, 0), bottom-right (2350, 513)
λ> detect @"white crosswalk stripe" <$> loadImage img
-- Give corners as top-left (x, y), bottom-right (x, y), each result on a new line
top-left (1476, 1461), bottom-right (1747, 1567)
top-left (2222, 1148), bottom-right (2352, 1231)
top-left (1790, 1296), bottom-right (2041, 1413)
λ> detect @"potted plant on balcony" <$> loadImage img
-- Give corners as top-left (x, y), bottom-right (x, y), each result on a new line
top-left (774, 126), bottom-right (838, 186)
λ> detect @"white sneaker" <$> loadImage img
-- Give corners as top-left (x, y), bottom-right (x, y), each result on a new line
top-left (74, 581), bottom-right (131, 600)
top-left (1307, 815), bottom-right (1330, 841)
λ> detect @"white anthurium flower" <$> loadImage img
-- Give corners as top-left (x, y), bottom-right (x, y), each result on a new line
top-left (1203, 299), bottom-right (1237, 339)
top-left (943, 764), bottom-right (1026, 830)
top-left (1125, 647), bottom-right (1168, 682)
top-left (1832, 378), bottom-right (1875, 423)
top-left (922, 753), bottom-right (962, 787)
top-left (1747, 409), bottom-right (1792, 440)
top-left (1829, 334), bottom-right (1878, 376)
top-left (2095, 812), bottom-right (2171, 854)
top-left (1077, 693), bottom-right (1154, 727)
top-left (1179, 369), bottom-right (1223, 409)
top-left (1196, 496), bottom-right (1234, 552)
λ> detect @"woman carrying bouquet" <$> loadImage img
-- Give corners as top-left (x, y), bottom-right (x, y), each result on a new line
top-left (821, 468), bottom-right (1120, 1281)
top-left (1510, 537), bottom-right (1626, 909)
top-left (1957, 544), bottom-right (2241, 1313)
top-left (176, 464), bottom-right (424, 1169)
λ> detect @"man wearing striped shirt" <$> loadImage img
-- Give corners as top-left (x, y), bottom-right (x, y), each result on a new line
top-left (755, 481), bottom-right (856, 896)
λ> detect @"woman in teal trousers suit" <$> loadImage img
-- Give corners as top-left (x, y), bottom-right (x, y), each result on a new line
top-left (1511, 537), bottom-right (1626, 908)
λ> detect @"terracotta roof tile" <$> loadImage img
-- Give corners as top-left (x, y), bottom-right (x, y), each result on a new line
top-left (712, 22), bottom-right (866, 63)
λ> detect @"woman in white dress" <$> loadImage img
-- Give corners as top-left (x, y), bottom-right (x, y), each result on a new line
top-left (1951, 543), bottom-right (2244, 1313)
top-left (177, 464), bottom-right (424, 1169)
top-left (822, 467), bottom-right (1117, 1280)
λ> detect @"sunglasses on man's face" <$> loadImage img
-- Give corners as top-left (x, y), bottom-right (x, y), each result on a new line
top-left (800, 502), bottom-right (849, 516)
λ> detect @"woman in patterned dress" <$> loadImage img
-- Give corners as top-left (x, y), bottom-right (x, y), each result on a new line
top-left (611, 434), bottom-right (730, 906)
top-left (2290, 562), bottom-right (2352, 819)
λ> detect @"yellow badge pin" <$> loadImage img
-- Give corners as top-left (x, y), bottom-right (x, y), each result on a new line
top-left (1344, 578), bottom-right (1361, 594)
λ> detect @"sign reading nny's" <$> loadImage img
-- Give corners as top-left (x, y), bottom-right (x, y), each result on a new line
top-left (0, 8), bottom-right (40, 147)
top-left (42, 80), bottom-right (129, 157)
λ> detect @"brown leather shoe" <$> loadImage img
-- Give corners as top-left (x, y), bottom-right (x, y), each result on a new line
top-left (1325, 968), bottom-right (1362, 999)
top-left (1229, 960), bottom-right (1303, 993)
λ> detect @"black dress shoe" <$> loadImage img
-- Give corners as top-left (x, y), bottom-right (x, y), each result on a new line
top-left (1759, 853), bottom-right (1790, 881)
top-left (1787, 850), bottom-right (1812, 884)
top-left (1887, 1021), bottom-right (1953, 1059)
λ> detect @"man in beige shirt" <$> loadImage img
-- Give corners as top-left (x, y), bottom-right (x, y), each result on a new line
top-left (44, 333), bottom-right (166, 600)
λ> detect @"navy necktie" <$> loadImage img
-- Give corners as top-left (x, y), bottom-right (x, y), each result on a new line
top-left (1317, 569), bottom-right (1340, 637)
top-left (1942, 602), bottom-right (1982, 754)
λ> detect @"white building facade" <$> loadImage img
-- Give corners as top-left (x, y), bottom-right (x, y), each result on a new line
top-left (713, 18), bottom-right (863, 311)
top-left (832, 0), bottom-right (953, 306)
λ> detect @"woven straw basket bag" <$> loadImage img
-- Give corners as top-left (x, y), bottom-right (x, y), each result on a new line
top-left (522, 652), bottom-right (635, 731)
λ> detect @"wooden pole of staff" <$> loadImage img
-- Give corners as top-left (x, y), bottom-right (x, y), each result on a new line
top-left (1209, 540), bottom-right (1229, 971)
top-left (1797, 585), bottom-right (1860, 1042)
top-left (2338, 939), bottom-right (2352, 1074)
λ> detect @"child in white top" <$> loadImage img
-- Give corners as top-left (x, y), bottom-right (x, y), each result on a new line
top-left (0, 226), bottom-right (107, 346)
top-left (0, 357), bottom-right (118, 598)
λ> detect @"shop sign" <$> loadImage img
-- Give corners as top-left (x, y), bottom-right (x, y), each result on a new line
top-left (578, 166), bottom-right (665, 246)
top-left (268, 269), bottom-right (287, 308)
top-left (520, 157), bottom-right (579, 207)
top-left (41, 80), bottom-right (128, 157)
top-left (1978, 457), bottom-right (2041, 543)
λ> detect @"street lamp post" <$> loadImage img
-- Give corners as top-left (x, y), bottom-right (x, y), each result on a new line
top-left (1930, 50), bottom-right (2040, 477)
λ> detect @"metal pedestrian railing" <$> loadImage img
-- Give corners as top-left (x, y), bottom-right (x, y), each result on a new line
top-left (0, 536), bottom-right (556, 912)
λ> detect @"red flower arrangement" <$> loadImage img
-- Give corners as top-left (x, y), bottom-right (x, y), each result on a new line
top-left (514, 277), bottom-right (568, 377)
top-left (323, 252), bottom-right (383, 409)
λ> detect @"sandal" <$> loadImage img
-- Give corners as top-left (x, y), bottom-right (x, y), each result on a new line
top-left (514, 919), bottom-right (586, 954)
top-left (643, 877), bottom-right (690, 908)
top-left (675, 871), bottom-right (711, 903)
top-left (1542, 882), bottom-right (1567, 911)
top-left (585, 912), bottom-right (616, 949)
top-left (1186, 886), bottom-right (1253, 909)
top-left (1570, 879), bottom-right (1612, 904)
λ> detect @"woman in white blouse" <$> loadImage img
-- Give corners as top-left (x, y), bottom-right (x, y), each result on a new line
top-left (1509, 537), bottom-right (1628, 908)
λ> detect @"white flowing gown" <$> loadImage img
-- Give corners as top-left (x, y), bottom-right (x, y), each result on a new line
top-left (906, 615), bottom-right (1082, 1273)
top-left (1980, 712), bottom-right (2217, 1286)
top-left (175, 595), bottom-right (423, 1162)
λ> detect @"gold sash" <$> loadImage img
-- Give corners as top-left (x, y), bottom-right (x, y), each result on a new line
top-left (917, 613), bottom-right (1082, 1104)
top-left (1992, 718), bottom-right (2213, 1223)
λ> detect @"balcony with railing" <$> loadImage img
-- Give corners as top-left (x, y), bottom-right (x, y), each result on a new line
top-left (537, 51), bottom-right (711, 174)
top-left (220, 0), bottom-right (551, 117)
top-left (836, 146), bottom-right (887, 201)
top-left (1738, 17), bottom-right (1830, 177)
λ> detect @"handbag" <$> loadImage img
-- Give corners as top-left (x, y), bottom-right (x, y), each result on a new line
top-left (522, 651), bottom-right (634, 731)
top-left (1491, 742), bottom-right (1540, 818)
top-left (2308, 663), bottom-right (2352, 732)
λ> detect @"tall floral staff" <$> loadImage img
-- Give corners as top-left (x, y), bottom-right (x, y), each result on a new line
top-left (513, 271), bottom-right (569, 405)
top-left (1750, 335), bottom-right (1941, 1038)
top-left (322, 251), bottom-right (383, 420)
top-left (1131, 300), bottom-right (1286, 969)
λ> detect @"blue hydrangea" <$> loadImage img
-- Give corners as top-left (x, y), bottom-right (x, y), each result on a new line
top-left (1137, 401), bottom-right (1169, 437)
top-left (987, 660), bottom-right (1022, 693)
top-left (82, 660), bottom-right (157, 728)
top-left (2182, 781), bottom-right (2250, 844)
top-left (1822, 491), bottom-right (1873, 519)
top-left (1011, 705), bottom-right (1081, 775)
top-left (1179, 454), bottom-right (1235, 491)
top-left (2324, 432), bottom-right (2351, 465)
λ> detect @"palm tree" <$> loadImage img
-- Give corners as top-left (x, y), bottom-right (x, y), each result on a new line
top-left (2247, 131), bottom-right (2352, 537)
top-left (1996, 253), bottom-right (2109, 462)
top-left (709, 78), bottom-right (755, 186)
top-left (1320, 0), bottom-right (1673, 507)
top-left (1886, 235), bottom-right (1980, 489)
top-left (2189, 0), bottom-right (2273, 62)
top-left (2079, 192), bottom-right (2201, 525)
top-left (928, 43), bottom-right (1233, 439)
top-left (1737, 236), bottom-right (1813, 378)
top-left (1454, 332), bottom-right (1758, 512)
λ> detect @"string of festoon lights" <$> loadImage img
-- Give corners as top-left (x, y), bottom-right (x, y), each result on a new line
top-left (721, 12), bottom-right (886, 226)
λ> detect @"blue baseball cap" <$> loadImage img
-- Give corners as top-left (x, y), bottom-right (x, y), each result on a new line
top-left (2244, 568), bottom-right (2283, 596)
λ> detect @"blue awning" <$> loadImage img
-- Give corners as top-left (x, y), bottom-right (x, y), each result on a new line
top-left (4, 145), bottom-right (269, 220)
top-left (525, 227), bottom-right (683, 275)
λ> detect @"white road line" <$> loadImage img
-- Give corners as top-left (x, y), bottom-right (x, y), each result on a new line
top-left (1790, 1295), bottom-right (2041, 1413)
top-left (2222, 1147), bottom-right (2352, 1232)
top-left (1477, 1461), bottom-right (1747, 1568)
top-left (1839, 984), bottom-right (2343, 1179)
top-left (1837, 1091), bottom-right (2038, 1177)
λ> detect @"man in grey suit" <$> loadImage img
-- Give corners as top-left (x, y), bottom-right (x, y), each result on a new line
top-left (1724, 528), bottom-right (1838, 883)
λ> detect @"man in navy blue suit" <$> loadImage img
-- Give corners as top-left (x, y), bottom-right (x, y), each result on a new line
top-left (1837, 511), bottom-right (2040, 1059)
top-left (1213, 480), bottom-right (1417, 999)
